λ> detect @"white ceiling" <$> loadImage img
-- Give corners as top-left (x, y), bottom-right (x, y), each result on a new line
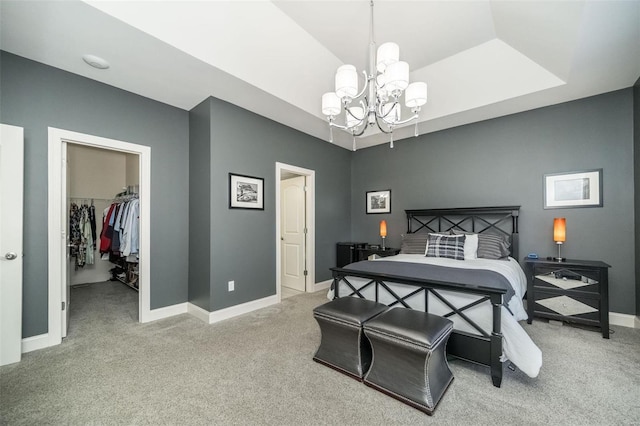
top-left (1, 1), bottom-right (639, 151)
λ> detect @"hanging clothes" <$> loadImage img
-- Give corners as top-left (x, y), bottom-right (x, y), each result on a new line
top-left (100, 195), bottom-right (140, 259)
top-left (68, 202), bottom-right (96, 269)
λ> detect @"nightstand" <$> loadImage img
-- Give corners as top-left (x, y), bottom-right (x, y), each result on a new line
top-left (356, 245), bottom-right (400, 261)
top-left (524, 258), bottom-right (611, 338)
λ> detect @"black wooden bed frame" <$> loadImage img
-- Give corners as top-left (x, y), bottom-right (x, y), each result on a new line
top-left (330, 206), bottom-right (521, 388)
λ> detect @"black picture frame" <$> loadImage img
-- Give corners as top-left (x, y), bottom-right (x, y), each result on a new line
top-left (543, 169), bottom-right (603, 209)
top-left (229, 173), bottom-right (264, 210)
top-left (366, 189), bottom-right (391, 214)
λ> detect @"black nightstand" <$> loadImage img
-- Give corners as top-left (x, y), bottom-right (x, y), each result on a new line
top-left (356, 245), bottom-right (400, 261)
top-left (524, 258), bottom-right (611, 338)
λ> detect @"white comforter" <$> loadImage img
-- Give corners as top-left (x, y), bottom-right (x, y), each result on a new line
top-left (330, 254), bottom-right (542, 378)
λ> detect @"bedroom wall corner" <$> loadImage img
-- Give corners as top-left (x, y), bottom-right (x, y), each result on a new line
top-left (188, 99), bottom-right (213, 312)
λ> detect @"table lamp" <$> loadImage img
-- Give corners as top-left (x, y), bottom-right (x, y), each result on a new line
top-left (380, 220), bottom-right (387, 250)
top-left (553, 218), bottom-right (566, 262)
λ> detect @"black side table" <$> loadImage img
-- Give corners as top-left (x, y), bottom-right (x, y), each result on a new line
top-left (524, 258), bottom-right (611, 338)
top-left (356, 245), bottom-right (400, 261)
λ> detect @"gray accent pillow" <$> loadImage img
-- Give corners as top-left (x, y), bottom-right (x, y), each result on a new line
top-left (451, 229), bottom-right (511, 259)
top-left (399, 233), bottom-right (429, 254)
top-left (425, 234), bottom-right (466, 260)
top-left (477, 233), bottom-right (511, 259)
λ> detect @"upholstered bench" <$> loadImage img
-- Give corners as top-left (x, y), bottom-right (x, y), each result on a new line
top-left (313, 297), bottom-right (388, 380)
top-left (363, 308), bottom-right (454, 415)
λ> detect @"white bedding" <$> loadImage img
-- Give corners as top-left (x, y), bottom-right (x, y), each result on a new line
top-left (330, 254), bottom-right (542, 378)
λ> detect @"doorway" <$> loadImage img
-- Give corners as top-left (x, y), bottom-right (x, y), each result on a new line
top-left (48, 127), bottom-right (151, 348)
top-left (275, 162), bottom-right (315, 302)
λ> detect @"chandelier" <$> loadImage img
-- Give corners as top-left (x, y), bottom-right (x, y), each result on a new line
top-left (321, 0), bottom-right (427, 151)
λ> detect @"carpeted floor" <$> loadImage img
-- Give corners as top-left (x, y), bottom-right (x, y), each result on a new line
top-left (1, 280), bottom-right (639, 425)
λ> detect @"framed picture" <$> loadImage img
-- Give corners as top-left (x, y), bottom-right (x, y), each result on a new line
top-left (366, 189), bottom-right (391, 214)
top-left (543, 169), bottom-right (602, 209)
top-left (229, 173), bottom-right (264, 210)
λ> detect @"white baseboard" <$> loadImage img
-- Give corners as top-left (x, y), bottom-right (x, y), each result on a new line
top-left (208, 295), bottom-right (279, 324)
top-left (188, 295), bottom-right (279, 325)
top-left (609, 312), bottom-right (638, 329)
top-left (22, 333), bottom-right (50, 354)
top-left (143, 302), bottom-right (188, 323)
top-left (313, 279), bottom-right (332, 293)
top-left (187, 302), bottom-right (211, 323)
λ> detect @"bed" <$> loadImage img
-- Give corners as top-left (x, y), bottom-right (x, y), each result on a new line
top-left (329, 206), bottom-right (541, 387)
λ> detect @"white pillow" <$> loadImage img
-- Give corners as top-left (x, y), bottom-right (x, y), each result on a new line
top-left (450, 230), bottom-right (479, 260)
top-left (463, 233), bottom-right (479, 260)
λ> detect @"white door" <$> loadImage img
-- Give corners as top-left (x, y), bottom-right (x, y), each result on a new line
top-left (280, 176), bottom-right (306, 292)
top-left (0, 124), bottom-right (24, 366)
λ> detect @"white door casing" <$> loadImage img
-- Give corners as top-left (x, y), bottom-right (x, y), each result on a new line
top-left (275, 162), bottom-right (315, 301)
top-left (0, 124), bottom-right (24, 366)
top-left (62, 144), bottom-right (70, 338)
top-left (280, 176), bottom-right (306, 292)
top-left (48, 127), bottom-right (151, 348)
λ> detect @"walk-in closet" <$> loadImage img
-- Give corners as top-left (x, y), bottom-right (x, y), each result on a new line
top-left (66, 144), bottom-right (140, 330)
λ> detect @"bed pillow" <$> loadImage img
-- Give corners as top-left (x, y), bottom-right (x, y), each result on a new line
top-left (449, 229), bottom-right (479, 259)
top-left (425, 233), bottom-right (466, 260)
top-left (399, 233), bottom-right (430, 254)
top-left (477, 233), bottom-right (511, 259)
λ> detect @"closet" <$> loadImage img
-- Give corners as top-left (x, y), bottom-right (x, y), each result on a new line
top-left (67, 145), bottom-right (140, 292)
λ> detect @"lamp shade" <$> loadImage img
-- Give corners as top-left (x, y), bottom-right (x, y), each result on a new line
top-left (376, 42), bottom-right (399, 72)
top-left (553, 218), bottom-right (566, 242)
top-left (321, 92), bottom-right (341, 116)
top-left (379, 220), bottom-right (387, 237)
top-left (384, 61), bottom-right (409, 93)
top-left (405, 82), bottom-right (427, 108)
top-left (335, 65), bottom-right (358, 100)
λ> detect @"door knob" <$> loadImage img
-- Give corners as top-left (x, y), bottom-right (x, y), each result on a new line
top-left (5, 252), bottom-right (18, 260)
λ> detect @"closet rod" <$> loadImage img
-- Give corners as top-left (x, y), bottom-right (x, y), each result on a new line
top-left (69, 197), bottom-right (112, 201)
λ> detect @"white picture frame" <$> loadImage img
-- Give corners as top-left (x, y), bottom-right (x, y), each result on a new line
top-left (543, 169), bottom-right (602, 209)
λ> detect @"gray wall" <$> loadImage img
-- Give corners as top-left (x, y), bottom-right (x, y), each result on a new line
top-left (190, 97), bottom-right (351, 311)
top-left (634, 78), bottom-right (640, 317)
top-left (1, 52), bottom-right (190, 337)
top-left (351, 89), bottom-right (636, 315)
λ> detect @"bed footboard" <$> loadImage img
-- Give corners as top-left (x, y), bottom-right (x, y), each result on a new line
top-left (331, 267), bottom-right (505, 388)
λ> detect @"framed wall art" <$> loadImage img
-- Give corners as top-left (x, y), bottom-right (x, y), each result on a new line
top-left (229, 173), bottom-right (264, 210)
top-left (543, 169), bottom-right (602, 209)
top-left (366, 189), bottom-right (391, 214)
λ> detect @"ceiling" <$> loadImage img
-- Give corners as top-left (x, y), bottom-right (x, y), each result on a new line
top-left (1, 1), bottom-right (639, 151)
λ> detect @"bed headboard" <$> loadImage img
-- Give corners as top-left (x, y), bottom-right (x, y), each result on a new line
top-left (405, 206), bottom-right (521, 260)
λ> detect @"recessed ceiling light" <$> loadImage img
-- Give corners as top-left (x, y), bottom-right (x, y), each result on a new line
top-left (82, 54), bottom-right (110, 70)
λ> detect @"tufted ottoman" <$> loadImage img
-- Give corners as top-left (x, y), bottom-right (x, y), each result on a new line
top-left (313, 297), bottom-right (388, 380)
top-left (363, 308), bottom-right (454, 414)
